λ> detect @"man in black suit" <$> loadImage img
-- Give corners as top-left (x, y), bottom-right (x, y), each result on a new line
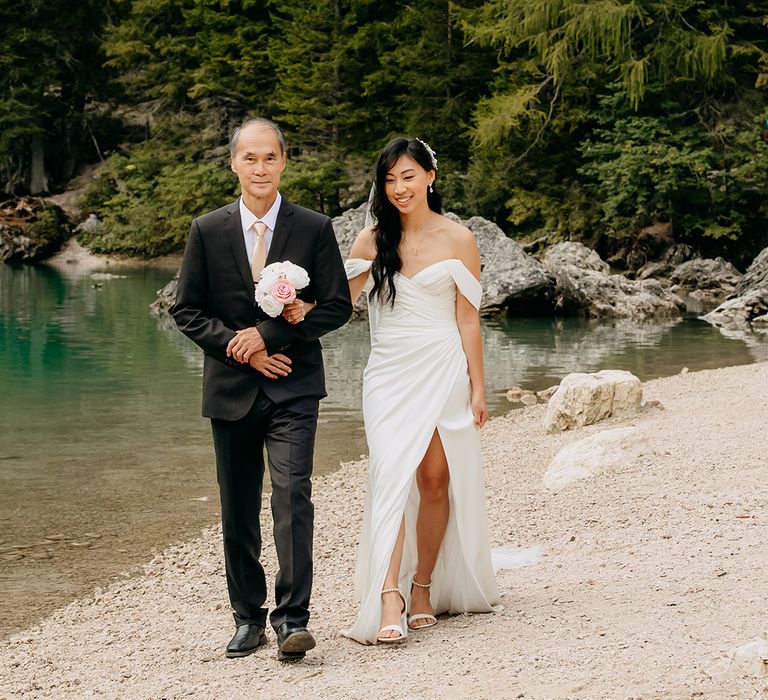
top-left (172, 118), bottom-right (352, 661)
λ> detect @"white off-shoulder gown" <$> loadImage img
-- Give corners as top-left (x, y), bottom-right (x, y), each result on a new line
top-left (341, 258), bottom-right (501, 645)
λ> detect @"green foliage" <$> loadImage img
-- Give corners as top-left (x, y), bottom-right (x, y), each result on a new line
top-left (458, 0), bottom-right (768, 250)
top-left (81, 125), bottom-right (237, 256)
top-left (104, 0), bottom-right (274, 116)
top-left (279, 156), bottom-right (347, 216)
top-left (27, 204), bottom-right (71, 246)
top-left (5, 0), bottom-right (768, 261)
top-left (578, 111), bottom-right (712, 236)
top-left (0, 0), bottom-right (117, 192)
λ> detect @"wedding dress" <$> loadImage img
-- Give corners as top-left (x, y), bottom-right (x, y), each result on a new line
top-left (341, 258), bottom-right (501, 645)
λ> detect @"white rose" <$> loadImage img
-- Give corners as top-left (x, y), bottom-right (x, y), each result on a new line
top-left (257, 265), bottom-right (280, 289)
top-left (283, 262), bottom-right (310, 289)
top-left (258, 294), bottom-right (284, 318)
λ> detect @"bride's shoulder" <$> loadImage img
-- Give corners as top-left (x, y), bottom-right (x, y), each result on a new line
top-left (349, 225), bottom-right (377, 260)
top-left (437, 216), bottom-right (476, 250)
top-left (435, 216), bottom-right (480, 272)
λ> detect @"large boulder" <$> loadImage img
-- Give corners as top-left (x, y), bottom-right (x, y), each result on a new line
top-left (702, 288), bottom-right (768, 332)
top-left (543, 426), bottom-right (653, 490)
top-left (543, 241), bottom-right (609, 273)
top-left (669, 257), bottom-right (742, 308)
top-left (462, 216), bottom-right (554, 314)
top-left (703, 247), bottom-right (768, 332)
top-left (542, 241), bottom-right (685, 320)
top-left (543, 369), bottom-right (643, 433)
top-left (670, 257), bottom-right (741, 291)
top-left (0, 197), bottom-right (70, 263)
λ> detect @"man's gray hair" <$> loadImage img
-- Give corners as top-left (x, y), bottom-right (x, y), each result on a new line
top-left (229, 117), bottom-right (286, 157)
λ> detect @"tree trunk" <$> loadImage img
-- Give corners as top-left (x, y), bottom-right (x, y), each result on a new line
top-left (29, 135), bottom-right (49, 194)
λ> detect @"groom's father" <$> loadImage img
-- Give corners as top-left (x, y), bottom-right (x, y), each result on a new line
top-left (172, 118), bottom-right (352, 661)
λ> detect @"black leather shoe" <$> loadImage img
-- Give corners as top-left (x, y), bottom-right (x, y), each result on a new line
top-left (225, 624), bottom-right (267, 658)
top-left (276, 622), bottom-right (316, 661)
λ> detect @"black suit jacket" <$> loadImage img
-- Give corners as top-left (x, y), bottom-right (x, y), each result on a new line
top-left (171, 197), bottom-right (352, 420)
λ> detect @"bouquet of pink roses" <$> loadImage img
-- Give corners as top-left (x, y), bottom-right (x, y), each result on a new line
top-left (255, 261), bottom-right (310, 317)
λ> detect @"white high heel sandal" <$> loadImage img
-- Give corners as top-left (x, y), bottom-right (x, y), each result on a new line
top-left (407, 578), bottom-right (437, 630)
top-left (377, 588), bottom-right (407, 644)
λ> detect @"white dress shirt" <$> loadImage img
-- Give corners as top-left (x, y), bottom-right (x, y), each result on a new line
top-left (239, 193), bottom-right (282, 267)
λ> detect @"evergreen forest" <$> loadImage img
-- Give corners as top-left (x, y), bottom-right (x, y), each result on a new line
top-left (2, 0), bottom-right (768, 262)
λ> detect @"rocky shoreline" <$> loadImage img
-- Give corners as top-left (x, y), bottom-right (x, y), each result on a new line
top-left (148, 203), bottom-right (768, 335)
top-left (4, 194), bottom-right (767, 333)
top-left (1, 362), bottom-right (766, 698)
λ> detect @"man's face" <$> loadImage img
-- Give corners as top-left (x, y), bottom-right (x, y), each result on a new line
top-left (230, 124), bottom-right (286, 206)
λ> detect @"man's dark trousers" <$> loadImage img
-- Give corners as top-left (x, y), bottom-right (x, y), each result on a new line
top-left (212, 389), bottom-right (319, 630)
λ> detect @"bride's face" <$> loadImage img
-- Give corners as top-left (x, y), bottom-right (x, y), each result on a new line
top-left (384, 155), bottom-right (434, 214)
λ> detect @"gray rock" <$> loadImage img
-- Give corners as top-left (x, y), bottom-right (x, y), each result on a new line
top-left (636, 244), bottom-right (697, 281)
top-left (543, 369), bottom-right (643, 433)
top-left (702, 288), bottom-right (768, 331)
top-left (331, 204), bottom-right (369, 315)
top-left (733, 247), bottom-right (768, 297)
top-left (75, 213), bottom-right (101, 235)
top-left (331, 203), bottom-right (367, 258)
top-left (703, 246), bottom-right (768, 331)
top-left (668, 257), bottom-right (742, 311)
top-left (149, 272), bottom-right (179, 316)
top-left (670, 257), bottom-right (741, 293)
top-left (463, 216), bottom-right (554, 314)
top-left (542, 242), bottom-right (685, 320)
top-left (543, 242), bottom-right (610, 273)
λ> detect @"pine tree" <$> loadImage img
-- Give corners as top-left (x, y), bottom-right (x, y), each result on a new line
top-left (104, 0), bottom-right (274, 123)
top-left (0, 0), bottom-right (116, 193)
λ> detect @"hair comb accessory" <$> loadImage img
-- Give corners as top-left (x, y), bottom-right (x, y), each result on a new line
top-left (416, 138), bottom-right (438, 171)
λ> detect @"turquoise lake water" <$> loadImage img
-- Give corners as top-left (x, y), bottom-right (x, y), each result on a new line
top-left (1, 261), bottom-right (765, 636)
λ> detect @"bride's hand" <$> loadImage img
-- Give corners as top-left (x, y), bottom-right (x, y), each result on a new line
top-left (281, 300), bottom-right (315, 324)
top-left (471, 391), bottom-right (489, 429)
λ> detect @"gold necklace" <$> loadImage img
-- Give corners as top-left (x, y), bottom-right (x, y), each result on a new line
top-left (403, 214), bottom-right (435, 257)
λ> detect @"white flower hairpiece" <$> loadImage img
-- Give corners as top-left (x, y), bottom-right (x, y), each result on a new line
top-left (416, 138), bottom-right (438, 171)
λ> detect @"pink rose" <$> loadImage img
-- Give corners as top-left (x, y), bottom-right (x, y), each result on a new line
top-left (271, 279), bottom-right (296, 304)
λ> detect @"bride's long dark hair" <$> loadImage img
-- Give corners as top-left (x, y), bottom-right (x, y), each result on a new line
top-left (370, 137), bottom-right (442, 306)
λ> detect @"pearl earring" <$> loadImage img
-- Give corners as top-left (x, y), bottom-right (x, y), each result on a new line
top-left (429, 184), bottom-right (434, 194)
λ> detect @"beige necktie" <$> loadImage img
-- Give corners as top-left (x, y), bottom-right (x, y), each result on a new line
top-left (251, 221), bottom-right (267, 281)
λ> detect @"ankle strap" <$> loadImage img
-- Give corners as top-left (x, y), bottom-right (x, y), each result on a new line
top-left (381, 587), bottom-right (401, 595)
top-left (412, 578), bottom-right (431, 589)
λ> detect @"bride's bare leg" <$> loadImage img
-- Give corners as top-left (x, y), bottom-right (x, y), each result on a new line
top-left (379, 518), bottom-right (406, 639)
top-left (412, 429), bottom-right (449, 626)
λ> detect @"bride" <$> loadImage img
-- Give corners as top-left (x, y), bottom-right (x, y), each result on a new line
top-left (283, 137), bottom-right (501, 643)
top-left (339, 137), bottom-right (501, 644)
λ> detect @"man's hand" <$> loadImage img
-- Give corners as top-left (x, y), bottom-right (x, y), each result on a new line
top-left (227, 327), bottom-right (266, 363)
top-left (281, 300), bottom-right (316, 325)
top-left (248, 349), bottom-right (292, 379)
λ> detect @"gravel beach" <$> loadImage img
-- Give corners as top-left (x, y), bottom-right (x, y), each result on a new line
top-left (1, 362), bottom-right (766, 699)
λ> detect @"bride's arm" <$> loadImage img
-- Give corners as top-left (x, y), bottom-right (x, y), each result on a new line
top-left (347, 226), bottom-right (377, 304)
top-left (455, 231), bottom-right (489, 429)
top-left (282, 227), bottom-right (376, 324)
